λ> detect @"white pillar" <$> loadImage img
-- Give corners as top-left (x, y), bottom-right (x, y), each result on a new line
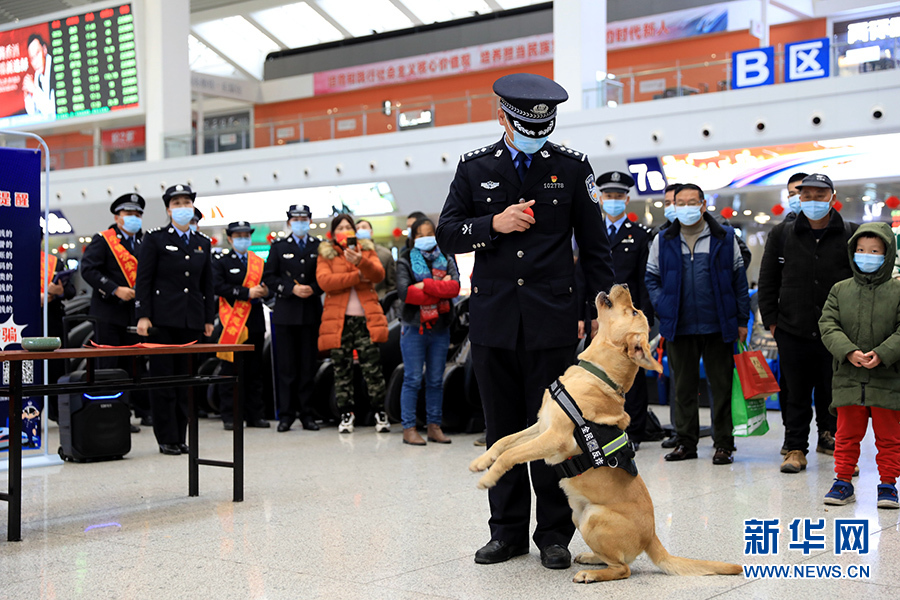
top-left (761, 0), bottom-right (770, 47)
top-left (142, 0), bottom-right (191, 161)
top-left (553, 0), bottom-right (607, 112)
top-left (195, 93), bottom-right (204, 156)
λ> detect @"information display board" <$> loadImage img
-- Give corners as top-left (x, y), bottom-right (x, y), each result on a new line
top-left (0, 3), bottom-right (138, 128)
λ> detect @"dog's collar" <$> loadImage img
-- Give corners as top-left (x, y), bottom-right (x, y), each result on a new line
top-left (578, 360), bottom-right (624, 397)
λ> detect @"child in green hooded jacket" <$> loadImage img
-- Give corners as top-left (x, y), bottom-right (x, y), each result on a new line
top-left (818, 222), bottom-right (900, 509)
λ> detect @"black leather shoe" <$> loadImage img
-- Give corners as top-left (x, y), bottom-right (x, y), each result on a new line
top-left (140, 415), bottom-right (153, 426)
top-left (178, 444), bottom-right (189, 454)
top-left (540, 544), bottom-right (571, 569)
top-left (713, 447), bottom-right (734, 465)
top-left (277, 420), bottom-right (292, 432)
top-left (248, 419), bottom-right (271, 428)
top-left (300, 417), bottom-right (320, 431)
top-left (664, 445), bottom-right (698, 461)
top-left (130, 423), bottom-right (141, 433)
top-left (158, 444), bottom-right (180, 455)
top-left (661, 436), bottom-right (679, 449)
top-left (474, 540), bottom-right (529, 564)
top-left (223, 421), bottom-right (234, 431)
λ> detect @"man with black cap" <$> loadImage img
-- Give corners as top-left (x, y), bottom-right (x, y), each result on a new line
top-left (189, 208), bottom-right (203, 234)
top-left (81, 193), bottom-right (151, 430)
top-left (596, 171), bottom-right (655, 447)
top-left (437, 73), bottom-right (615, 570)
top-left (263, 204), bottom-right (323, 432)
top-left (135, 184), bottom-right (215, 455)
top-left (213, 221), bottom-right (271, 430)
top-left (758, 173), bottom-right (857, 474)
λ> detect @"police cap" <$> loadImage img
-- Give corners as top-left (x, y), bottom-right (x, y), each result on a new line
top-left (287, 204), bottom-right (311, 219)
top-left (493, 73), bottom-right (568, 139)
top-left (226, 221), bottom-right (255, 234)
top-left (192, 208), bottom-right (203, 223)
top-left (163, 183), bottom-right (196, 207)
top-left (596, 171), bottom-right (635, 194)
top-left (110, 193), bottom-right (145, 214)
top-left (796, 173), bottom-right (834, 192)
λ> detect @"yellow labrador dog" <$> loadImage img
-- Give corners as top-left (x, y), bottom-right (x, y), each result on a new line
top-left (470, 285), bottom-right (742, 583)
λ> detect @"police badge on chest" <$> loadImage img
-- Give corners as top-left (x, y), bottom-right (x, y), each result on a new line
top-left (544, 175), bottom-right (564, 189)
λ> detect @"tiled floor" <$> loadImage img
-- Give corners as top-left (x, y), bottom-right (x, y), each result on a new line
top-left (1, 406), bottom-right (899, 599)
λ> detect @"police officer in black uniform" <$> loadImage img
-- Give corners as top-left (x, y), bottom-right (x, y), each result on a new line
top-left (595, 171), bottom-right (655, 446)
top-left (212, 221), bottom-right (271, 430)
top-left (262, 204), bottom-right (323, 432)
top-left (436, 73), bottom-right (615, 570)
top-left (135, 184), bottom-right (215, 455)
top-left (80, 193), bottom-right (151, 430)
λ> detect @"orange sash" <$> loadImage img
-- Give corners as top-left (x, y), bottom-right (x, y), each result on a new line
top-left (101, 228), bottom-right (138, 288)
top-left (40, 252), bottom-right (58, 296)
top-left (217, 251), bottom-right (264, 362)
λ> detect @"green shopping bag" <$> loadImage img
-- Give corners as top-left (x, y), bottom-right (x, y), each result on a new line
top-left (731, 367), bottom-right (770, 437)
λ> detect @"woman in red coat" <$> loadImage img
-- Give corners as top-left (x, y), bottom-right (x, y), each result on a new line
top-left (316, 214), bottom-right (390, 434)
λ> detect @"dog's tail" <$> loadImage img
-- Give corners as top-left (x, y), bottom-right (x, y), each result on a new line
top-left (645, 534), bottom-right (742, 576)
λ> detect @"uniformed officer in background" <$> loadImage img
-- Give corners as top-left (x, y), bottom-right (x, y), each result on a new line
top-left (189, 207), bottom-right (203, 233)
top-left (436, 73), bottom-right (615, 570)
top-left (596, 171), bottom-right (654, 447)
top-left (213, 221), bottom-right (271, 431)
top-left (80, 193), bottom-right (151, 431)
top-left (263, 204), bottom-right (323, 433)
top-left (135, 184), bottom-right (215, 455)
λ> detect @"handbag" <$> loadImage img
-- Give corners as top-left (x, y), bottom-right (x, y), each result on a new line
top-left (731, 367), bottom-right (770, 437)
top-left (733, 342), bottom-right (780, 401)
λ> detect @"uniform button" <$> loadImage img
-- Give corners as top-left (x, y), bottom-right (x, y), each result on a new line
top-left (301, 259), bottom-right (305, 263)
top-left (517, 250), bottom-right (524, 258)
top-left (517, 279), bottom-right (524, 286)
top-left (185, 271), bottom-right (190, 276)
top-left (486, 197), bottom-right (491, 203)
top-left (553, 199), bottom-right (558, 205)
top-left (183, 288), bottom-right (189, 293)
top-left (624, 248), bottom-right (629, 252)
top-left (184, 256), bottom-right (189, 260)
top-left (569, 287), bottom-right (573, 293)
top-left (473, 286), bottom-right (479, 294)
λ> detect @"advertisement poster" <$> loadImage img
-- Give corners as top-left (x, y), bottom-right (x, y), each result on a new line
top-left (0, 23), bottom-right (54, 127)
top-left (0, 147), bottom-right (43, 451)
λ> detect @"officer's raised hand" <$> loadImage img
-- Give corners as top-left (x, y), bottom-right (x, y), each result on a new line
top-left (492, 200), bottom-right (535, 234)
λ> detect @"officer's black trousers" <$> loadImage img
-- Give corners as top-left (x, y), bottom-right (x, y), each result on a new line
top-left (774, 327), bottom-right (836, 454)
top-left (472, 333), bottom-right (577, 550)
top-left (94, 319), bottom-right (150, 419)
top-left (624, 367), bottom-right (649, 442)
top-left (148, 326), bottom-right (201, 445)
top-left (218, 331), bottom-right (266, 423)
top-left (273, 324), bottom-right (319, 422)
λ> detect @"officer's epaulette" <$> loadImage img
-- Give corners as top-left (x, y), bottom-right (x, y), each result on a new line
top-left (147, 226), bottom-right (165, 234)
top-left (550, 143), bottom-right (588, 162)
top-left (636, 223), bottom-right (651, 233)
top-left (461, 142), bottom-right (501, 163)
top-left (272, 236), bottom-right (289, 243)
top-left (197, 231), bottom-right (211, 240)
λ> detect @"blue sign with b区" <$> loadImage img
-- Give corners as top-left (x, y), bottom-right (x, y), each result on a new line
top-left (732, 37), bottom-right (831, 90)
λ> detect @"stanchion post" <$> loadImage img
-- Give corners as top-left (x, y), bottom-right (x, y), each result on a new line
top-left (8, 362), bottom-right (23, 541)
top-left (233, 351), bottom-right (244, 502)
top-left (187, 353), bottom-right (199, 497)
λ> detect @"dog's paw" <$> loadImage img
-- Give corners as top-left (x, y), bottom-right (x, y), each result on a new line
top-left (573, 570), bottom-right (598, 584)
top-left (469, 455), bottom-right (494, 472)
top-left (476, 474), bottom-right (497, 490)
top-left (574, 552), bottom-right (607, 566)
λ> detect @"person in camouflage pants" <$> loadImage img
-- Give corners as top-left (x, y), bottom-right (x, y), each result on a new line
top-left (332, 315), bottom-right (386, 412)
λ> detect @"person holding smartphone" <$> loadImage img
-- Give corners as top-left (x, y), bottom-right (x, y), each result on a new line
top-left (316, 214), bottom-right (390, 434)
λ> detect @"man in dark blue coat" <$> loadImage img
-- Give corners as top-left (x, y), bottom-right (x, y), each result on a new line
top-left (437, 73), bottom-right (614, 570)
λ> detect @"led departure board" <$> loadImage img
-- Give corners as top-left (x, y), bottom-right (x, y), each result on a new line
top-left (0, 3), bottom-right (138, 128)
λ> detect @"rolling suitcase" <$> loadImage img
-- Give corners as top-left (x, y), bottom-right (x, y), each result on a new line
top-left (57, 369), bottom-right (132, 462)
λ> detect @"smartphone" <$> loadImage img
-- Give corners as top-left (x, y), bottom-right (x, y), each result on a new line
top-left (347, 236), bottom-right (357, 249)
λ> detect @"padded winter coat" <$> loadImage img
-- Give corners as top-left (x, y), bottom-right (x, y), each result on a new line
top-left (316, 239), bottom-right (388, 351)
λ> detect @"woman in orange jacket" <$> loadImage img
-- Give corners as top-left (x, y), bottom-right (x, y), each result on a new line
top-left (317, 214), bottom-right (390, 434)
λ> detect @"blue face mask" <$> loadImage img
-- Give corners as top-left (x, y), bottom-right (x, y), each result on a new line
top-left (356, 229), bottom-right (372, 240)
top-left (512, 132), bottom-right (549, 155)
top-left (290, 220), bottom-right (310, 237)
top-left (171, 207), bottom-right (194, 226)
top-left (414, 236), bottom-right (437, 252)
top-left (675, 205), bottom-right (703, 226)
top-left (232, 237), bottom-right (251, 254)
top-left (664, 204), bottom-right (677, 223)
top-left (121, 215), bottom-right (142, 234)
top-left (801, 200), bottom-right (831, 221)
top-left (788, 195), bottom-right (802, 215)
top-left (189, 224), bottom-right (198, 233)
top-left (854, 253), bottom-right (885, 274)
top-left (602, 199), bottom-right (626, 218)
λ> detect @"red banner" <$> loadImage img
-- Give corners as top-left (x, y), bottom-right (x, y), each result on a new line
top-left (217, 252), bottom-right (263, 362)
top-left (101, 228), bottom-right (138, 288)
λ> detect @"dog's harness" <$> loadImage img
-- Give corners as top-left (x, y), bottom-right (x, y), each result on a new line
top-left (549, 360), bottom-right (638, 479)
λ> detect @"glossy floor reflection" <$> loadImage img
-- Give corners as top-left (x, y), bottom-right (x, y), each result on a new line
top-left (2, 406), bottom-right (899, 599)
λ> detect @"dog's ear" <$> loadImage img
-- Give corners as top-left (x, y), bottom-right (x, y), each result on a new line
top-left (626, 333), bottom-right (663, 373)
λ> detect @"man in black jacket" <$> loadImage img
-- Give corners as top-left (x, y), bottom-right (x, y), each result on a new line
top-left (80, 193), bottom-right (150, 429)
top-left (758, 174), bottom-right (857, 474)
top-left (135, 184), bottom-right (215, 455)
top-left (437, 73), bottom-right (615, 570)
top-left (263, 204), bottom-right (323, 432)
